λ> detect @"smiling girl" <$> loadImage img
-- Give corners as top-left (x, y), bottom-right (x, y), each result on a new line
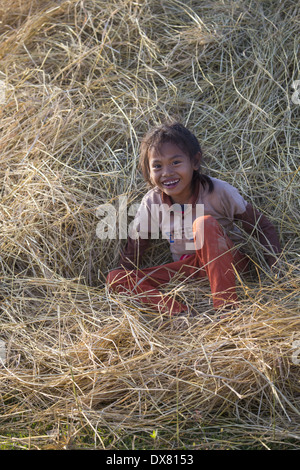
top-left (106, 122), bottom-right (281, 316)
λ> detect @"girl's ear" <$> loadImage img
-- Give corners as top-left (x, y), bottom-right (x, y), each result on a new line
top-left (193, 151), bottom-right (202, 170)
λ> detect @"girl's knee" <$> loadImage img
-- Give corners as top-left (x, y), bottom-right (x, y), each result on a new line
top-left (192, 215), bottom-right (224, 251)
top-left (192, 215), bottom-right (218, 233)
top-left (106, 268), bottom-right (126, 286)
top-left (192, 215), bottom-right (220, 243)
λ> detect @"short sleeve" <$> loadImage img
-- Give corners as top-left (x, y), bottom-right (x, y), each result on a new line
top-left (219, 182), bottom-right (248, 219)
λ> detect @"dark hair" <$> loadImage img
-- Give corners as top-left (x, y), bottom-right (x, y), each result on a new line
top-left (139, 121), bottom-right (214, 193)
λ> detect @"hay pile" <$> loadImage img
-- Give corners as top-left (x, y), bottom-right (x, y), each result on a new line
top-left (0, 0), bottom-right (299, 449)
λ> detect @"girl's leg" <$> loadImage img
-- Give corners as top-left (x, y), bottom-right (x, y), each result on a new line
top-left (106, 256), bottom-right (200, 315)
top-left (107, 216), bottom-right (249, 314)
top-left (192, 215), bottom-right (249, 309)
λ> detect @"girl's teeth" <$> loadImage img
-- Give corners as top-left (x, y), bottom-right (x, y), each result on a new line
top-left (164, 180), bottom-right (179, 186)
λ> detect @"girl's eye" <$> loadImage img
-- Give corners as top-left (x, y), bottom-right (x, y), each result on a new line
top-left (173, 160), bottom-right (181, 165)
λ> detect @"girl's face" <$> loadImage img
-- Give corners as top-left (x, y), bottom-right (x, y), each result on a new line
top-left (148, 141), bottom-right (200, 204)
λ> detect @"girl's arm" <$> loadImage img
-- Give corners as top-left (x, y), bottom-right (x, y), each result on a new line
top-left (119, 236), bottom-right (150, 269)
top-left (118, 192), bottom-right (155, 269)
top-left (235, 203), bottom-right (281, 267)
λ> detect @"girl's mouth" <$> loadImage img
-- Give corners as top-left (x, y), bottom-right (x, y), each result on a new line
top-left (162, 179), bottom-right (180, 188)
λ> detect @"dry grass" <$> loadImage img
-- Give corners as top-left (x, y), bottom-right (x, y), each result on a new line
top-left (0, 0), bottom-right (299, 449)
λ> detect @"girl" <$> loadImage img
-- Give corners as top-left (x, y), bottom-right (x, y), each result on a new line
top-left (106, 122), bottom-right (281, 315)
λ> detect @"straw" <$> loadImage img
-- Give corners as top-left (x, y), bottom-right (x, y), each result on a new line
top-left (0, 0), bottom-right (299, 449)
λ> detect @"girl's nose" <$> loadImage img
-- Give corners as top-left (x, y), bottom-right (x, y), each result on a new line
top-left (162, 165), bottom-right (173, 176)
